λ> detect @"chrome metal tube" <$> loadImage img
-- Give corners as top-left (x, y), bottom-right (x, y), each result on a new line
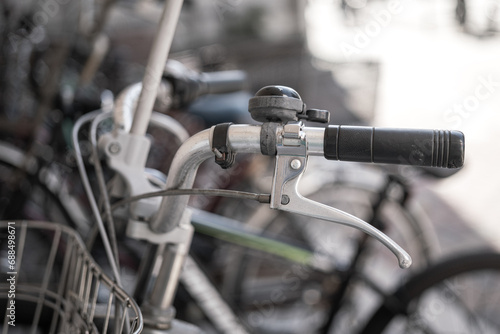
top-left (306, 127), bottom-right (326, 155)
top-left (114, 83), bottom-right (142, 133)
top-left (113, 81), bottom-right (189, 141)
top-left (148, 244), bottom-right (186, 310)
top-left (150, 125), bottom-right (263, 233)
top-left (131, 0), bottom-right (184, 136)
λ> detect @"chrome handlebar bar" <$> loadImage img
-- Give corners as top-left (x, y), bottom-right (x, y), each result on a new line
top-left (149, 123), bottom-right (412, 268)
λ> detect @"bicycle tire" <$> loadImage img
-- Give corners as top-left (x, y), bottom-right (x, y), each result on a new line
top-left (0, 142), bottom-right (80, 229)
top-left (361, 251), bottom-right (500, 334)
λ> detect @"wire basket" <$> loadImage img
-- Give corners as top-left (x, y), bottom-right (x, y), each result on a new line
top-left (0, 221), bottom-right (143, 333)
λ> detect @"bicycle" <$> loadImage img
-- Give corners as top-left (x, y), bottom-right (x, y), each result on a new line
top-left (94, 70), bottom-right (465, 333)
top-left (78, 3), bottom-right (465, 327)
top-left (5, 1), bottom-right (497, 334)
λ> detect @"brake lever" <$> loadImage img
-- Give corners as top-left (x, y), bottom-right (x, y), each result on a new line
top-left (269, 123), bottom-right (412, 269)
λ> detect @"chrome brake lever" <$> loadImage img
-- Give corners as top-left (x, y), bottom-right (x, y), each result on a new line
top-left (270, 124), bottom-right (412, 269)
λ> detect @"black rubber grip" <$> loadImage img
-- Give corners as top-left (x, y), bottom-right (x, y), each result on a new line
top-left (324, 126), bottom-right (464, 168)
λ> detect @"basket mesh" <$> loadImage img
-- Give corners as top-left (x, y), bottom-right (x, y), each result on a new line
top-left (0, 221), bottom-right (142, 333)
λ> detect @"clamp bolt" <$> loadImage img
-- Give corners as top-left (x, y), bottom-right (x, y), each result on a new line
top-left (212, 148), bottom-right (224, 159)
top-left (108, 142), bottom-right (121, 155)
top-left (281, 195), bottom-right (290, 205)
top-left (290, 159), bottom-right (302, 170)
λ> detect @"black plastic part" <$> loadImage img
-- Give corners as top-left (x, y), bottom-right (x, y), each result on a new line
top-left (254, 85), bottom-right (302, 99)
top-left (260, 122), bottom-right (279, 156)
top-left (298, 109), bottom-right (330, 123)
top-left (324, 126), bottom-right (465, 168)
top-left (163, 60), bottom-right (248, 108)
top-left (248, 85), bottom-right (305, 123)
top-left (212, 123), bottom-right (236, 169)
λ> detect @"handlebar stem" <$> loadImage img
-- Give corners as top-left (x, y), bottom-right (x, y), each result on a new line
top-left (150, 125), bottom-right (262, 233)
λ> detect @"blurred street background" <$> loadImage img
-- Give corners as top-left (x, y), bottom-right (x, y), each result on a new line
top-left (168, 0), bottom-right (500, 253)
top-left (85, 0), bottom-right (500, 252)
top-left (304, 0), bottom-right (500, 251)
top-left (2, 1), bottom-right (500, 332)
top-left (2, 0), bottom-right (499, 252)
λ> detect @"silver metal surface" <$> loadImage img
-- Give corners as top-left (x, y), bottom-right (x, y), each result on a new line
top-left (290, 158), bottom-right (302, 170)
top-left (270, 153), bottom-right (412, 269)
top-left (127, 210), bottom-right (193, 246)
top-left (131, 0), bottom-right (184, 136)
top-left (181, 256), bottom-right (249, 334)
top-left (113, 82), bottom-right (189, 141)
top-left (149, 124), bottom-right (337, 234)
top-left (304, 127), bottom-right (325, 155)
top-left (147, 239), bottom-right (189, 310)
top-left (114, 82), bottom-right (142, 133)
top-left (151, 125), bottom-right (262, 233)
top-left (101, 110), bottom-right (189, 221)
top-left (102, 131), bottom-right (160, 220)
top-left (139, 213), bottom-right (193, 330)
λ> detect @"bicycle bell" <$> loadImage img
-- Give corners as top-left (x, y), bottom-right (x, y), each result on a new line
top-left (248, 85), bottom-right (330, 124)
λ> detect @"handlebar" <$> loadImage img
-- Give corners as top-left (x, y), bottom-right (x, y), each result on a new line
top-left (163, 60), bottom-right (248, 108)
top-left (113, 64), bottom-right (248, 133)
top-left (152, 124), bottom-right (465, 234)
top-left (198, 70), bottom-right (248, 95)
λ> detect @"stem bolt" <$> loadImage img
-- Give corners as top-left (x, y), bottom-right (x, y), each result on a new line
top-left (108, 142), bottom-right (121, 155)
top-left (290, 159), bottom-right (302, 170)
top-left (281, 195), bottom-right (290, 205)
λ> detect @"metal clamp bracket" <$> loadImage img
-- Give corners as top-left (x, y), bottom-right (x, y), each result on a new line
top-left (127, 209), bottom-right (193, 250)
top-left (212, 122), bottom-right (236, 169)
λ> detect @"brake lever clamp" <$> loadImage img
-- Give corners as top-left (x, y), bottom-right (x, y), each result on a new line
top-left (256, 86), bottom-right (412, 269)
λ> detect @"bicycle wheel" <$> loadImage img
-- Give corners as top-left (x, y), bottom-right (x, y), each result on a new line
top-left (361, 251), bottom-right (500, 334)
top-left (0, 142), bottom-right (81, 230)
